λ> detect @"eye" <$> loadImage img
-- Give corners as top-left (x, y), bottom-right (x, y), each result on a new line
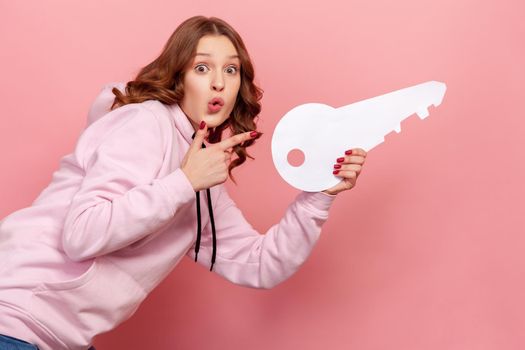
top-left (194, 64), bottom-right (209, 73)
top-left (225, 65), bottom-right (238, 74)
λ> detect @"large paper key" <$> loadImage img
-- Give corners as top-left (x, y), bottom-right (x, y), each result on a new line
top-left (271, 80), bottom-right (447, 192)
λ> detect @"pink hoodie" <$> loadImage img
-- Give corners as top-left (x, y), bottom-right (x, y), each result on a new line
top-left (0, 83), bottom-right (337, 350)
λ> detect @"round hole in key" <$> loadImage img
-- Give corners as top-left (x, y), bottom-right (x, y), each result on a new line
top-left (287, 148), bottom-right (305, 167)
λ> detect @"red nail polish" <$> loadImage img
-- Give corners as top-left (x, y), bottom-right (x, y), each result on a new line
top-left (199, 121), bottom-right (206, 129)
top-left (345, 150), bottom-right (353, 155)
top-left (337, 157), bottom-right (344, 163)
top-left (333, 170), bottom-right (340, 174)
top-left (334, 164), bottom-right (342, 169)
top-left (250, 131), bottom-right (258, 138)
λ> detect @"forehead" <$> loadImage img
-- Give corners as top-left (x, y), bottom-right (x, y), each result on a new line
top-left (195, 35), bottom-right (239, 59)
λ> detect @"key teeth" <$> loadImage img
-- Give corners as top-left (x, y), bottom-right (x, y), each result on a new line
top-left (417, 107), bottom-right (429, 119)
top-left (394, 124), bottom-right (401, 133)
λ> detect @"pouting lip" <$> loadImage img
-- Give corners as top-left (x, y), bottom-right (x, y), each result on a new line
top-left (208, 97), bottom-right (224, 106)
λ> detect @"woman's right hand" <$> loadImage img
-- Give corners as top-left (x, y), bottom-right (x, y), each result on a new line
top-left (181, 121), bottom-right (259, 192)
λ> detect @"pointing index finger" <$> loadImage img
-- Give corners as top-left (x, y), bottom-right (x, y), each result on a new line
top-left (218, 131), bottom-right (258, 151)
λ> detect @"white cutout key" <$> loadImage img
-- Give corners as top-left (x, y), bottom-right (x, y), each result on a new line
top-left (271, 80), bottom-right (447, 192)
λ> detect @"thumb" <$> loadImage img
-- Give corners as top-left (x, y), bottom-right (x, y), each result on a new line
top-left (188, 120), bottom-right (208, 155)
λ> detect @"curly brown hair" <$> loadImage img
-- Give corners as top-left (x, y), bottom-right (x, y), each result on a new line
top-left (111, 16), bottom-right (263, 184)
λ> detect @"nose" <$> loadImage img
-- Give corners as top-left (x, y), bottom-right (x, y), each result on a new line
top-left (211, 71), bottom-right (225, 92)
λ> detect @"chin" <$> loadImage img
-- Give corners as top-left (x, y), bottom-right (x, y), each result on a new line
top-left (204, 113), bottom-right (229, 128)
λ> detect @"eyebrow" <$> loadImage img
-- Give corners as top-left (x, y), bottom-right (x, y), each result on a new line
top-left (195, 53), bottom-right (240, 59)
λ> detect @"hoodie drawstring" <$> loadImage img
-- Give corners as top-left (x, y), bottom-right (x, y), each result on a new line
top-left (191, 131), bottom-right (217, 271)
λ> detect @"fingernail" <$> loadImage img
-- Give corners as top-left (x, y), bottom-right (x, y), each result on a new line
top-left (345, 150), bottom-right (353, 155)
top-left (250, 131), bottom-right (259, 138)
top-left (199, 121), bottom-right (206, 130)
top-left (334, 164), bottom-right (342, 169)
top-left (337, 157), bottom-right (344, 163)
top-left (333, 170), bottom-right (340, 174)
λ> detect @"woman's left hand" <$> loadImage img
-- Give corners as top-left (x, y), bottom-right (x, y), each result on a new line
top-left (322, 148), bottom-right (367, 196)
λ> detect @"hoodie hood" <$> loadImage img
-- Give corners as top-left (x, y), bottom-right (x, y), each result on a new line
top-left (86, 82), bottom-right (126, 127)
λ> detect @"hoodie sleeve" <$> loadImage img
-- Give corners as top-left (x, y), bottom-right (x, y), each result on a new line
top-left (186, 185), bottom-right (337, 289)
top-left (62, 105), bottom-right (195, 262)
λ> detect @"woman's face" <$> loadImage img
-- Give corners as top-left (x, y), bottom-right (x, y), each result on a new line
top-left (180, 34), bottom-right (241, 132)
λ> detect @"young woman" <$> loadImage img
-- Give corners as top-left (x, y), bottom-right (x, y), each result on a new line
top-left (0, 16), bottom-right (367, 350)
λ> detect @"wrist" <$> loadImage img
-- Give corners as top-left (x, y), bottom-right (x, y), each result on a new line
top-left (321, 190), bottom-right (338, 196)
top-left (181, 167), bottom-right (199, 192)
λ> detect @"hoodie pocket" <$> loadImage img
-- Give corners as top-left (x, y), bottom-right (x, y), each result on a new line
top-left (29, 257), bottom-right (147, 349)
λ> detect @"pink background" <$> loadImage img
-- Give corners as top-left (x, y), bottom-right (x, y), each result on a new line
top-left (1, 1), bottom-right (524, 349)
